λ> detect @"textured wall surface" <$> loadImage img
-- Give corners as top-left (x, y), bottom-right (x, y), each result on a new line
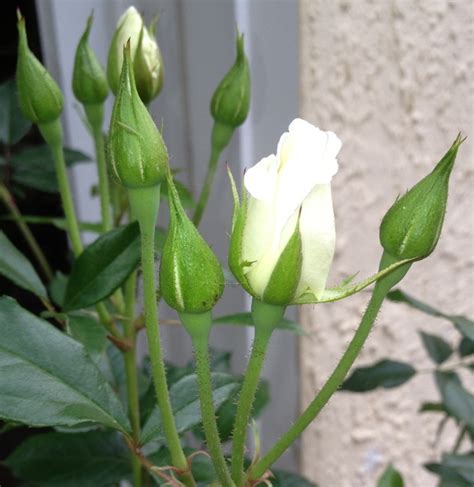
top-left (299, 1), bottom-right (473, 486)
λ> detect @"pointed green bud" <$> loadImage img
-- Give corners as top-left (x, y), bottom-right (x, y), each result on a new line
top-left (107, 6), bottom-right (143, 95)
top-left (108, 42), bottom-right (168, 189)
top-left (72, 13), bottom-right (109, 106)
top-left (210, 31), bottom-right (250, 129)
top-left (380, 135), bottom-right (464, 261)
top-left (160, 174), bottom-right (225, 314)
top-left (16, 11), bottom-right (63, 124)
top-left (134, 20), bottom-right (164, 105)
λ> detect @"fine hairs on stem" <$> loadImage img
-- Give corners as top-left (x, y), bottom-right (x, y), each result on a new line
top-left (128, 186), bottom-right (195, 487)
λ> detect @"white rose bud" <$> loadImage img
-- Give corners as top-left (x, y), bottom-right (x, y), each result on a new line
top-left (229, 118), bottom-right (340, 305)
top-left (107, 6), bottom-right (143, 95)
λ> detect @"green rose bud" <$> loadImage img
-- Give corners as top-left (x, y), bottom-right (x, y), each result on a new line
top-left (210, 31), bottom-right (250, 131)
top-left (134, 20), bottom-right (164, 105)
top-left (107, 6), bottom-right (143, 95)
top-left (160, 173), bottom-right (225, 313)
top-left (16, 11), bottom-right (63, 125)
top-left (72, 14), bottom-right (109, 106)
top-left (380, 135), bottom-right (464, 261)
top-left (108, 41), bottom-right (168, 189)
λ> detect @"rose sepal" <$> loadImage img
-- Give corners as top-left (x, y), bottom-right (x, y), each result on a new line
top-left (262, 217), bottom-right (302, 305)
top-left (294, 256), bottom-right (417, 305)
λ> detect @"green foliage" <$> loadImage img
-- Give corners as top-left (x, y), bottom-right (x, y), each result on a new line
top-left (0, 297), bottom-right (130, 432)
top-left (377, 464), bottom-right (404, 487)
top-left (67, 313), bottom-right (108, 362)
top-left (192, 347), bottom-right (270, 442)
top-left (341, 359), bottom-right (416, 392)
top-left (0, 79), bottom-right (31, 145)
top-left (271, 470), bottom-right (318, 486)
top-left (435, 372), bottom-right (474, 434)
top-left (63, 222), bottom-right (140, 310)
top-left (420, 331), bottom-right (453, 364)
top-left (8, 145), bottom-right (91, 193)
top-left (425, 454), bottom-right (474, 487)
top-left (0, 230), bottom-right (46, 297)
top-left (5, 431), bottom-right (131, 486)
top-left (387, 288), bottom-right (474, 341)
top-left (213, 311), bottom-right (307, 335)
top-left (349, 289), bottom-right (473, 486)
top-left (140, 372), bottom-right (239, 445)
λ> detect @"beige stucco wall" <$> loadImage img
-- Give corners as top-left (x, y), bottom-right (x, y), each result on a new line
top-left (299, 1), bottom-right (473, 486)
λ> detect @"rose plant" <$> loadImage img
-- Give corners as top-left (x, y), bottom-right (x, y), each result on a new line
top-left (0, 6), bottom-right (469, 487)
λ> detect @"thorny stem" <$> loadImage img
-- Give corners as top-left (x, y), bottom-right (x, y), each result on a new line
top-left (123, 270), bottom-right (142, 487)
top-left (192, 122), bottom-right (235, 227)
top-left (180, 312), bottom-right (235, 486)
top-left (249, 253), bottom-right (411, 479)
top-left (128, 186), bottom-right (195, 487)
top-left (230, 300), bottom-right (284, 485)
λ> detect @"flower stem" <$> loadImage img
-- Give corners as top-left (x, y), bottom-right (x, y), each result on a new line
top-left (0, 183), bottom-right (53, 281)
top-left (88, 105), bottom-right (113, 232)
top-left (39, 119), bottom-right (119, 338)
top-left (123, 270), bottom-right (142, 487)
top-left (192, 122), bottom-right (234, 227)
top-left (128, 186), bottom-right (195, 486)
top-left (40, 120), bottom-right (83, 256)
top-left (84, 104), bottom-right (111, 232)
top-left (180, 312), bottom-right (235, 487)
top-left (231, 300), bottom-right (285, 485)
top-left (249, 253), bottom-right (411, 479)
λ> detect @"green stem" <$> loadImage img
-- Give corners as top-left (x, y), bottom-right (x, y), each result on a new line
top-left (192, 122), bottom-right (235, 227)
top-left (39, 119), bottom-right (119, 338)
top-left (0, 183), bottom-right (53, 281)
top-left (249, 253), bottom-right (411, 479)
top-left (123, 271), bottom-right (142, 487)
top-left (231, 300), bottom-right (285, 485)
top-left (39, 120), bottom-right (83, 256)
top-left (85, 104), bottom-right (112, 232)
top-left (87, 105), bottom-right (112, 232)
top-left (452, 425), bottom-right (467, 453)
top-left (180, 312), bottom-right (235, 487)
top-left (128, 186), bottom-right (195, 486)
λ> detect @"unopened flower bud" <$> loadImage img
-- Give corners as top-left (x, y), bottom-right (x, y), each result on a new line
top-left (108, 42), bottom-right (168, 189)
top-left (134, 20), bottom-right (164, 105)
top-left (210, 31), bottom-right (250, 131)
top-left (107, 6), bottom-right (143, 95)
top-left (160, 174), bottom-right (224, 313)
top-left (380, 135), bottom-right (463, 261)
top-left (229, 119), bottom-right (339, 305)
top-left (72, 14), bottom-right (109, 106)
top-left (16, 11), bottom-right (63, 124)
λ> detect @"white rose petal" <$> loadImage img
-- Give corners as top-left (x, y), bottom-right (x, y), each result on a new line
top-left (238, 118), bottom-right (341, 301)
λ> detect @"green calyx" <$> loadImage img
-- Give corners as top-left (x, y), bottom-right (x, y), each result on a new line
top-left (159, 173), bottom-right (225, 314)
top-left (108, 41), bottom-right (168, 189)
top-left (380, 134), bottom-right (464, 261)
top-left (134, 19), bottom-right (164, 105)
top-left (16, 11), bottom-right (64, 124)
top-left (228, 170), bottom-right (253, 296)
top-left (210, 31), bottom-right (250, 129)
top-left (262, 221), bottom-right (303, 306)
top-left (179, 310), bottom-right (212, 341)
top-left (72, 13), bottom-right (109, 106)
